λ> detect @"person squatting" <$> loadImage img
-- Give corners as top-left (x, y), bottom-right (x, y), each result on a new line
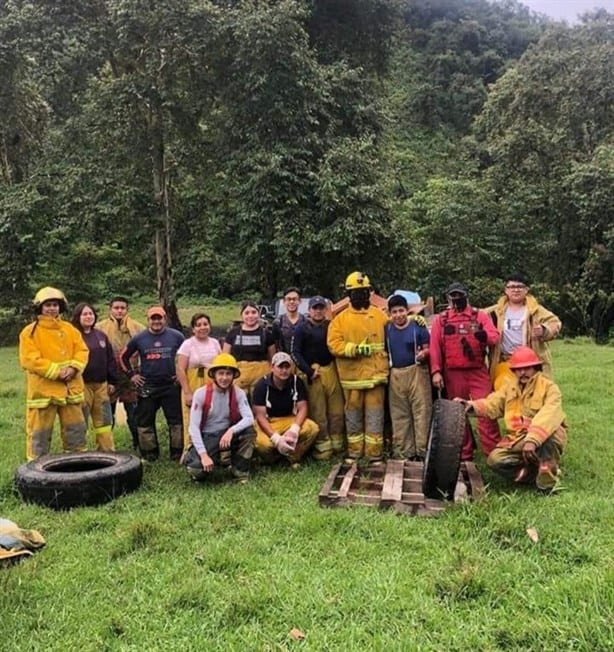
top-left (19, 274), bottom-right (565, 492)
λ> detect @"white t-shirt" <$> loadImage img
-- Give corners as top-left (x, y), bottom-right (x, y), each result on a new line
top-left (176, 336), bottom-right (221, 368)
top-left (501, 305), bottom-right (527, 355)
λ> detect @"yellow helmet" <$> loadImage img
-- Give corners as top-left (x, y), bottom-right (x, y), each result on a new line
top-left (207, 353), bottom-right (241, 379)
top-left (345, 271), bottom-right (371, 291)
top-left (33, 287), bottom-right (67, 311)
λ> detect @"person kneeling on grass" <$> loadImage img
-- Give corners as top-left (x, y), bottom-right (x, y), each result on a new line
top-left (455, 346), bottom-right (567, 493)
top-left (252, 352), bottom-right (319, 466)
top-left (184, 353), bottom-right (255, 482)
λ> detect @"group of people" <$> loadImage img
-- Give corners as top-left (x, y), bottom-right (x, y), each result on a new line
top-left (18, 270), bottom-right (567, 492)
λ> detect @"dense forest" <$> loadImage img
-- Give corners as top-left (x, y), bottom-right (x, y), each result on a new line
top-left (1, 0), bottom-right (612, 341)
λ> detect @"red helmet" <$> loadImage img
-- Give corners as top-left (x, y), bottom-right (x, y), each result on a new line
top-left (509, 346), bottom-right (542, 370)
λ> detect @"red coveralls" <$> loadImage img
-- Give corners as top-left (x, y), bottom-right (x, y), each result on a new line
top-left (430, 306), bottom-right (500, 459)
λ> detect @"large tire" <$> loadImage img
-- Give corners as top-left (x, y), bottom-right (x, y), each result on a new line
top-left (14, 452), bottom-right (143, 510)
top-left (422, 399), bottom-right (466, 500)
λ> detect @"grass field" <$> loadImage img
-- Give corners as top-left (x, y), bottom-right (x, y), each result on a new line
top-left (1, 339), bottom-right (613, 651)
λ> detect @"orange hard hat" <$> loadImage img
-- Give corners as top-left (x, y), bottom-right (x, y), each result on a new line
top-left (509, 346), bottom-right (542, 369)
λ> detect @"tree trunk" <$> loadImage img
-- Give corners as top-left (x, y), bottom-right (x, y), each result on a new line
top-left (149, 102), bottom-right (182, 331)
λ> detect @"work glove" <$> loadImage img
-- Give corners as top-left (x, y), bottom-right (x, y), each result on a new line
top-left (282, 423), bottom-right (300, 451)
top-left (474, 326), bottom-right (488, 344)
top-left (409, 314), bottom-right (428, 328)
top-left (271, 433), bottom-right (293, 456)
top-left (356, 342), bottom-right (372, 356)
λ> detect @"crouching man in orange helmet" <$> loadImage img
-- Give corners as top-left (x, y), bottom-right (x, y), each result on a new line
top-left (455, 346), bottom-right (567, 493)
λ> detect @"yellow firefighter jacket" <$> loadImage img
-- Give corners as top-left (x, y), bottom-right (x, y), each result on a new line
top-left (486, 294), bottom-right (561, 379)
top-left (19, 316), bottom-right (89, 408)
top-left (327, 305), bottom-right (389, 390)
top-left (471, 372), bottom-right (567, 449)
top-left (96, 315), bottom-right (145, 352)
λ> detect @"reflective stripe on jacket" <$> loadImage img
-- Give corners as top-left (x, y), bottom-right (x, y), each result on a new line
top-left (327, 306), bottom-right (389, 390)
top-left (19, 316), bottom-right (89, 408)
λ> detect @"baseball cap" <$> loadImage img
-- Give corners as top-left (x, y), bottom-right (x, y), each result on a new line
top-left (271, 352), bottom-right (293, 367)
top-left (147, 306), bottom-right (166, 318)
top-left (446, 282), bottom-right (468, 296)
top-left (308, 296), bottom-right (328, 309)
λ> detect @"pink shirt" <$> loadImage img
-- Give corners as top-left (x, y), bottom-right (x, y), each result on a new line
top-left (177, 336), bottom-right (221, 368)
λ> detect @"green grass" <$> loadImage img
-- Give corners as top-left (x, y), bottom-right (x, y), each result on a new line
top-left (1, 340), bottom-right (613, 651)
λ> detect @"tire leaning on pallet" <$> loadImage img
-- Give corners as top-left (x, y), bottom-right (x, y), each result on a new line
top-left (14, 452), bottom-right (143, 510)
top-left (422, 398), bottom-right (466, 500)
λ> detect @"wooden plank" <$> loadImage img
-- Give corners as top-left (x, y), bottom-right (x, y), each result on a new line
top-left (337, 464), bottom-right (358, 499)
top-left (318, 459), bottom-right (485, 515)
top-left (463, 461), bottom-right (486, 500)
top-left (400, 492), bottom-right (425, 504)
top-left (318, 463), bottom-right (343, 506)
top-left (381, 460), bottom-right (405, 507)
top-left (402, 478), bottom-right (423, 492)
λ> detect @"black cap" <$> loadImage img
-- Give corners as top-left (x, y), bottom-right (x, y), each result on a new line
top-left (308, 296), bottom-right (328, 309)
top-left (446, 282), bottom-right (468, 296)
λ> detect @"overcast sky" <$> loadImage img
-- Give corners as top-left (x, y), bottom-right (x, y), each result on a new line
top-left (520, 0), bottom-right (614, 22)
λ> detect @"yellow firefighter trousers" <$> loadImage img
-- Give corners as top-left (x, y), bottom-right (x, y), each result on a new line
top-left (344, 385), bottom-right (385, 461)
top-left (181, 367), bottom-right (209, 449)
top-left (306, 364), bottom-right (345, 460)
top-left (235, 360), bottom-right (271, 399)
top-left (254, 415), bottom-right (319, 465)
top-left (487, 426), bottom-right (567, 490)
top-left (26, 403), bottom-right (87, 461)
top-left (389, 365), bottom-right (432, 459)
top-left (83, 382), bottom-right (115, 451)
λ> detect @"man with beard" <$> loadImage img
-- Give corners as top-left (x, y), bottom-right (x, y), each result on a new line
top-left (429, 282), bottom-right (500, 460)
top-left (327, 272), bottom-right (389, 463)
top-left (292, 296), bottom-right (345, 460)
top-left (456, 346), bottom-right (567, 493)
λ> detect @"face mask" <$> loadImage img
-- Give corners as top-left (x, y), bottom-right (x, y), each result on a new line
top-left (349, 289), bottom-right (370, 310)
top-left (450, 295), bottom-right (467, 311)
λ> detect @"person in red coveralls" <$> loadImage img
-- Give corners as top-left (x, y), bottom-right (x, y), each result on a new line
top-left (429, 282), bottom-right (500, 460)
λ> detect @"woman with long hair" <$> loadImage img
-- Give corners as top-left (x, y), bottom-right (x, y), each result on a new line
top-left (223, 301), bottom-right (275, 397)
top-left (71, 302), bottom-right (119, 451)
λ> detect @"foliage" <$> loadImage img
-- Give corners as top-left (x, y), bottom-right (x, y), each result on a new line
top-left (0, 1), bottom-right (611, 339)
top-left (474, 13), bottom-right (614, 337)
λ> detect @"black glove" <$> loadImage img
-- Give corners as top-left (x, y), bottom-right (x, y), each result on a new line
top-left (474, 327), bottom-right (487, 344)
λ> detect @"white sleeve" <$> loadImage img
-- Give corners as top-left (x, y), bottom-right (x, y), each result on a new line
top-left (232, 387), bottom-right (255, 433)
top-left (189, 386), bottom-right (207, 454)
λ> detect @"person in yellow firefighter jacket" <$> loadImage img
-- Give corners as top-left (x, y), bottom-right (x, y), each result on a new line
top-left (327, 272), bottom-right (389, 462)
top-left (457, 346), bottom-right (567, 493)
top-left (19, 287), bottom-right (89, 460)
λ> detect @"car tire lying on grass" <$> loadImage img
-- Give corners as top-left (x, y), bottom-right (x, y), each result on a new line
top-left (14, 452), bottom-right (143, 510)
top-left (422, 398), bottom-right (466, 500)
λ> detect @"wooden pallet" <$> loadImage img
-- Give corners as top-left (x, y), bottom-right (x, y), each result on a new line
top-left (319, 459), bottom-right (485, 516)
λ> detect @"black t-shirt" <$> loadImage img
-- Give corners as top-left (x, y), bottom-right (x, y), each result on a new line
top-left (225, 326), bottom-right (274, 362)
top-left (252, 374), bottom-right (307, 418)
